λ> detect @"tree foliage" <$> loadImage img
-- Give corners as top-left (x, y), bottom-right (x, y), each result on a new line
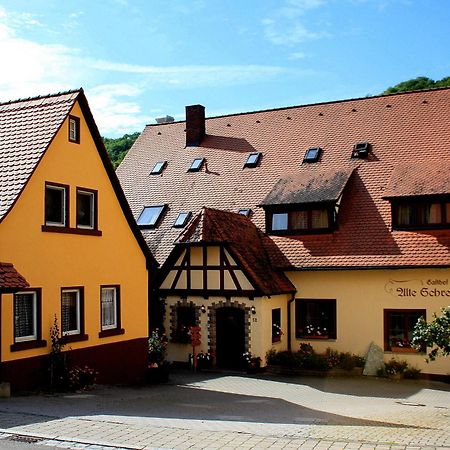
top-left (383, 76), bottom-right (450, 94)
top-left (412, 307), bottom-right (450, 361)
top-left (102, 132), bottom-right (140, 169)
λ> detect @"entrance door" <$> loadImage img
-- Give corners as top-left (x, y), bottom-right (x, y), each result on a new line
top-left (216, 307), bottom-right (245, 369)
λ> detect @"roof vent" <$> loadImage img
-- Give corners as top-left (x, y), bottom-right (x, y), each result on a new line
top-left (155, 115), bottom-right (174, 124)
top-left (352, 142), bottom-right (371, 159)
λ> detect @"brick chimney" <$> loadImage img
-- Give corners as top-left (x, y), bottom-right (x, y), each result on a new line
top-left (185, 104), bottom-right (205, 147)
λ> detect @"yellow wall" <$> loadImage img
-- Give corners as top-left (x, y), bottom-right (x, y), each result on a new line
top-left (0, 101), bottom-right (148, 361)
top-left (288, 268), bottom-right (450, 376)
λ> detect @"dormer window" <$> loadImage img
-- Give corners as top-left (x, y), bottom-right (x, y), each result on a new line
top-left (188, 158), bottom-right (204, 172)
top-left (268, 207), bottom-right (334, 234)
top-left (137, 205), bottom-right (166, 228)
top-left (351, 142), bottom-right (370, 158)
top-left (150, 161), bottom-right (167, 175)
top-left (244, 152), bottom-right (262, 168)
top-left (173, 212), bottom-right (191, 228)
top-left (68, 116), bottom-right (80, 143)
top-left (238, 208), bottom-right (252, 217)
top-left (391, 197), bottom-right (450, 229)
top-left (303, 147), bottom-right (321, 163)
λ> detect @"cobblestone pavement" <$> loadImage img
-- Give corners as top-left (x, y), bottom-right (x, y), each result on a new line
top-left (0, 371), bottom-right (448, 450)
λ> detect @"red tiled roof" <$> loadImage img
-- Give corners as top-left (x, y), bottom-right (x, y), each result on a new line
top-left (0, 91), bottom-right (79, 221)
top-left (117, 88), bottom-right (450, 269)
top-left (261, 167), bottom-right (355, 206)
top-left (0, 262), bottom-right (28, 291)
top-left (177, 207), bottom-right (295, 295)
top-left (383, 162), bottom-right (450, 198)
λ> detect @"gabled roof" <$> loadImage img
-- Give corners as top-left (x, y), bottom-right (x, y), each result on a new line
top-left (0, 90), bottom-right (157, 268)
top-left (261, 167), bottom-right (355, 206)
top-left (176, 207), bottom-right (295, 295)
top-left (0, 262), bottom-right (28, 292)
top-left (117, 88), bottom-right (450, 269)
top-left (0, 91), bottom-right (79, 220)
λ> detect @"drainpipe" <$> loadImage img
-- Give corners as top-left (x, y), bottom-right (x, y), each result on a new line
top-left (287, 293), bottom-right (296, 352)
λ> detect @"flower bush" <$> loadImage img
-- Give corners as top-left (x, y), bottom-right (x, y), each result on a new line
top-left (148, 329), bottom-right (168, 367)
top-left (69, 366), bottom-right (98, 390)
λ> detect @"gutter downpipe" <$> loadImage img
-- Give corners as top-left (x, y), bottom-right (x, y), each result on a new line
top-left (287, 293), bottom-right (296, 352)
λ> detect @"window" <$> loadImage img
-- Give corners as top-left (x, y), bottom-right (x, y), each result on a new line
top-left (392, 198), bottom-right (450, 229)
top-left (150, 161), bottom-right (167, 175)
top-left (188, 158), bottom-right (204, 172)
top-left (45, 183), bottom-right (68, 227)
top-left (272, 308), bottom-right (282, 343)
top-left (61, 288), bottom-right (83, 336)
top-left (173, 305), bottom-right (196, 343)
top-left (14, 291), bottom-right (38, 342)
top-left (101, 286), bottom-right (120, 331)
top-left (244, 152), bottom-right (262, 168)
top-left (296, 299), bottom-right (336, 339)
top-left (351, 142), bottom-right (370, 158)
top-left (173, 212), bottom-right (191, 228)
top-left (269, 207), bottom-right (333, 234)
top-left (68, 116), bottom-right (80, 143)
top-left (384, 309), bottom-right (426, 352)
top-left (76, 188), bottom-right (96, 230)
top-left (303, 147), bottom-right (321, 163)
top-left (136, 205), bottom-right (166, 228)
top-left (238, 208), bottom-right (252, 217)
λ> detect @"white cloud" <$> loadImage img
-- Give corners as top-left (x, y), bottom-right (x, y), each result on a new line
top-left (288, 51), bottom-right (308, 60)
top-left (262, 0), bottom-right (329, 46)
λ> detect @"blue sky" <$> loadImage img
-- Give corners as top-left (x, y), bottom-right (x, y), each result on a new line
top-left (0, 0), bottom-right (449, 137)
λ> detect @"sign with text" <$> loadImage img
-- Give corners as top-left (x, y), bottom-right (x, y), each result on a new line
top-left (385, 278), bottom-right (449, 298)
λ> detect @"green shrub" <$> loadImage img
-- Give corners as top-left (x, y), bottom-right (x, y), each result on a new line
top-left (403, 366), bottom-right (422, 379)
top-left (384, 358), bottom-right (408, 375)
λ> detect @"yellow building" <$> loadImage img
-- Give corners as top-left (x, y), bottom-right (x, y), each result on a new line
top-left (0, 90), bottom-right (156, 391)
top-left (117, 89), bottom-right (450, 380)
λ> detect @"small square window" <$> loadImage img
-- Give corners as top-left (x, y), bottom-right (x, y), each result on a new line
top-left (303, 147), bottom-right (321, 163)
top-left (137, 205), bottom-right (166, 228)
top-left (45, 184), bottom-right (68, 227)
top-left (76, 189), bottom-right (96, 230)
top-left (351, 142), bottom-right (370, 158)
top-left (150, 161), bottom-right (167, 175)
top-left (188, 158), bottom-right (204, 172)
top-left (173, 212), bottom-right (191, 228)
top-left (101, 286), bottom-right (120, 331)
top-left (384, 309), bottom-right (425, 351)
top-left (272, 213), bottom-right (288, 230)
top-left (238, 208), bottom-right (252, 217)
top-left (68, 116), bottom-right (80, 143)
top-left (296, 299), bottom-right (336, 339)
top-left (244, 152), bottom-right (262, 168)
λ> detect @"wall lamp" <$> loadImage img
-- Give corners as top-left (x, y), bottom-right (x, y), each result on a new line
top-left (200, 305), bottom-right (206, 314)
top-left (251, 306), bottom-right (256, 315)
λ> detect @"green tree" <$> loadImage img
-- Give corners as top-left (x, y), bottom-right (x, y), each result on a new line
top-left (383, 76), bottom-right (450, 94)
top-left (102, 132), bottom-right (140, 169)
top-left (412, 307), bottom-right (450, 361)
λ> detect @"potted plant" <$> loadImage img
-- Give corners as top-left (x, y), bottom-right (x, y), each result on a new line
top-left (242, 352), bottom-right (261, 374)
top-left (147, 329), bottom-right (169, 383)
top-left (196, 351), bottom-right (212, 371)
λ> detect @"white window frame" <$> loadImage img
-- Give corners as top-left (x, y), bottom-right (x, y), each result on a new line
top-left (101, 287), bottom-right (118, 331)
top-left (69, 117), bottom-right (79, 142)
top-left (61, 289), bottom-right (81, 336)
top-left (45, 184), bottom-right (66, 227)
top-left (14, 291), bottom-right (38, 342)
top-left (76, 189), bottom-right (95, 229)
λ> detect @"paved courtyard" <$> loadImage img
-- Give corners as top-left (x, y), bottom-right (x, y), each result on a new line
top-left (0, 370), bottom-right (449, 449)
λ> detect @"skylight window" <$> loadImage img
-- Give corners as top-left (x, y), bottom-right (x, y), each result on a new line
top-left (136, 205), bottom-right (166, 228)
top-left (173, 212), bottom-right (191, 228)
top-left (188, 158), bottom-right (205, 172)
top-left (238, 208), bottom-right (252, 217)
top-left (351, 142), bottom-right (371, 159)
top-left (303, 147), bottom-right (321, 163)
top-left (150, 161), bottom-right (167, 175)
top-left (244, 152), bottom-right (262, 168)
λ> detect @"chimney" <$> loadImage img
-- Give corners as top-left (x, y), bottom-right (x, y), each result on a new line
top-left (185, 104), bottom-right (205, 147)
